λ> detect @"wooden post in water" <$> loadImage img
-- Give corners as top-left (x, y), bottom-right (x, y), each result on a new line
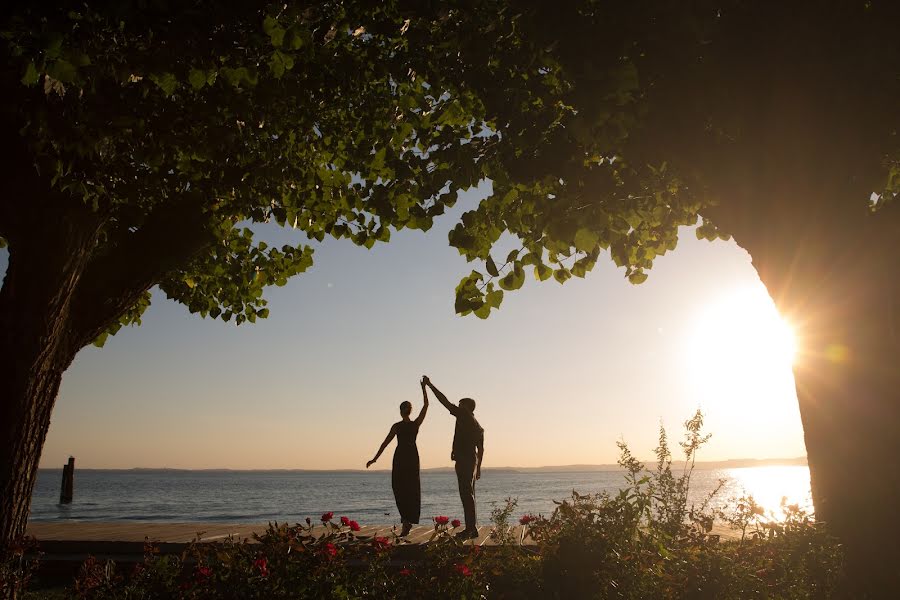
top-left (59, 456), bottom-right (74, 504)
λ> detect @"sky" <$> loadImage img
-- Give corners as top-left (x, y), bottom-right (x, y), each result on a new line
top-left (4, 184), bottom-right (807, 470)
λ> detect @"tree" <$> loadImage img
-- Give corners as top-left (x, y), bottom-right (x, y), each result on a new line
top-left (2, 1), bottom-right (898, 593)
top-left (0, 0), bottom-right (508, 546)
top-left (443, 2), bottom-right (900, 594)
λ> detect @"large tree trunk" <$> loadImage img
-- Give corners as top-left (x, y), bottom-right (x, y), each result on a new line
top-left (0, 208), bottom-right (100, 545)
top-left (730, 207), bottom-right (900, 597)
top-left (792, 307), bottom-right (900, 597)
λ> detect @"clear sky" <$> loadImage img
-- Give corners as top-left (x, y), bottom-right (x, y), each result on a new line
top-left (4, 184), bottom-right (807, 470)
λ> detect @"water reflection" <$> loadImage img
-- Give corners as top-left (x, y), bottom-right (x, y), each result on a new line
top-left (722, 466), bottom-right (812, 518)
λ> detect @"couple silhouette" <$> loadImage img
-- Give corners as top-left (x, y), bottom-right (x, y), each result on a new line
top-left (366, 376), bottom-right (485, 539)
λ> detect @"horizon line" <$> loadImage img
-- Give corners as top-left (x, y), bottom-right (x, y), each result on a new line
top-left (38, 456), bottom-right (808, 472)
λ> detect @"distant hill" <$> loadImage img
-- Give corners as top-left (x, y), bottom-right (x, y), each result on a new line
top-left (39, 457), bottom-right (807, 473)
top-left (423, 457), bottom-right (807, 473)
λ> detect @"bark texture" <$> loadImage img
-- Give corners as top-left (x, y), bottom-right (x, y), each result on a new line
top-left (0, 206), bottom-right (101, 544)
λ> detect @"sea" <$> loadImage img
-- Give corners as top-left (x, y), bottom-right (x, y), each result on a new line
top-left (29, 466), bottom-right (812, 525)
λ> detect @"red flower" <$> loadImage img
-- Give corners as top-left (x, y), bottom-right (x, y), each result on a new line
top-left (451, 519), bottom-right (461, 528)
top-left (399, 568), bottom-right (412, 576)
top-left (340, 516), bottom-right (351, 527)
top-left (434, 516), bottom-right (450, 525)
top-left (253, 556), bottom-right (268, 577)
top-left (348, 520), bottom-right (361, 532)
top-left (372, 536), bottom-right (391, 552)
top-left (322, 542), bottom-right (338, 559)
top-left (454, 563), bottom-right (472, 577)
top-left (321, 511), bottom-right (334, 522)
top-left (519, 514), bottom-right (535, 525)
top-left (195, 565), bottom-right (213, 582)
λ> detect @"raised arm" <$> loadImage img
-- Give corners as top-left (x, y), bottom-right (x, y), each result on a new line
top-left (414, 378), bottom-right (429, 426)
top-left (366, 423), bottom-right (397, 468)
top-left (423, 376), bottom-right (458, 415)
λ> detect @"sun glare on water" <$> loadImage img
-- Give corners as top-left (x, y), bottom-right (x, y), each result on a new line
top-left (685, 285), bottom-right (799, 421)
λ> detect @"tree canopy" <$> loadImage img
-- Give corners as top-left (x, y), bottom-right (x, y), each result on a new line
top-left (2, 1), bottom-right (505, 346)
top-left (1, 0), bottom-right (739, 341)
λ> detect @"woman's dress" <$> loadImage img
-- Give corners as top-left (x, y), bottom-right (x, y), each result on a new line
top-left (391, 420), bottom-right (421, 524)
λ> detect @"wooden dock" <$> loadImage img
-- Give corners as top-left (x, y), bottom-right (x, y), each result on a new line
top-left (26, 521), bottom-right (526, 547)
top-left (26, 520), bottom-right (739, 547)
top-left (24, 520), bottom-right (741, 582)
top-left (25, 521), bottom-right (531, 581)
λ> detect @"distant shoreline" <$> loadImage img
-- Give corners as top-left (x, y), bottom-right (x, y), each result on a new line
top-left (37, 457), bottom-right (807, 473)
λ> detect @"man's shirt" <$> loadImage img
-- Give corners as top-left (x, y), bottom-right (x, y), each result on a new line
top-left (449, 405), bottom-right (484, 462)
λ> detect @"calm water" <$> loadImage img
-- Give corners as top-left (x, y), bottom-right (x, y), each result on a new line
top-left (30, 466), bottom-right (811, 524)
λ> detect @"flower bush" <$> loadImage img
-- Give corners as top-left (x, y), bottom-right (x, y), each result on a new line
top-left (18, 412), bottom-right (842, 599)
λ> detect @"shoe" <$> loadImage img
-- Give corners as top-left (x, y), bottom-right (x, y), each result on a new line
top-left (455, 528), bottom-right (479, 540)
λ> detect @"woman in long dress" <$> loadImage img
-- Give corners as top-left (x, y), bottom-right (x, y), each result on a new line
top-left (366, 378), bottom-right (429, 537)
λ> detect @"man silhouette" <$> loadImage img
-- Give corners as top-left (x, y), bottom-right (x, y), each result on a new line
top-left (423, 376), bottom-right (484, 539)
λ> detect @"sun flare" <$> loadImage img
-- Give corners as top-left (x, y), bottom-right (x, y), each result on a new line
top-left (684, 286), bottom-right (800, 425)
top-left (687, 287), bottom-right (797, 371)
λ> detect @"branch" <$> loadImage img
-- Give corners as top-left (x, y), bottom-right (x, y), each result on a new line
top-left (67, 197), bottom-right (218, 351)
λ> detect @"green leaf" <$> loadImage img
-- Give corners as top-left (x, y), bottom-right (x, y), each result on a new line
top-left (454, 271), bottom-right (484, 314)
top-left (21, 62), bottom-right (39, 86)
top-left (149, 72), bottom-right (178, 96)
top-left (92, 332), bottom-right (109, 348)
top-left (268, 50), bottom-right (294, 78)
top-left (263, 16), bottom-right (286, 47)
top-left (371, 146), bottom-right (387, 171)
top-left (553, 268), bottom-right (571, 284)
top-left (628, 270), bottom-right (649, 284)
top-left (485, 255), bottom-right (499, 277)
top-left (534, 263), bottom-right (552, 281)
top-left (485, 288), bottom-right (504, 309)
top-left (573, 228), bottom-right (599, 253)
top-left (499, 262), bottom-right (525, 291)
top-left (188, 68), bottom-right (207, 90)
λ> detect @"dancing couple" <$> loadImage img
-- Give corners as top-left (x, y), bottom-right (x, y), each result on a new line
top-left (366, 376), bottom-right (484, 539)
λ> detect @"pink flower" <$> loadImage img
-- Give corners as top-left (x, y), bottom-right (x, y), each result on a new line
top-left (519, 514), bottom-right (536, 525)
top-left (349, 520), bottom-right (361, 532)
top-left (321, 511), bottom-right (334, 522)
top-left (195, 565), bottom-right (213, 582)
top-left (454, 563), bottom-right (472, 577)
top-left (451, 519), bottom-right (461, 528)
top-left (253, 556), bottom-right (268, 577)
top-left (340, 516), bottom-right (351, 527)
top-left (399, 568), bottom-right (412, 576)
top-left (322, 542), bottom-right (337, 559)
top-left (372, 536), bottom-right (391, 552)
top-left (434, 516), bottom-right (450, 526)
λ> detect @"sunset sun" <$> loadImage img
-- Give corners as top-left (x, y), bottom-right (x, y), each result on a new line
top-left (685, 285), bottom-right (799, 418)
